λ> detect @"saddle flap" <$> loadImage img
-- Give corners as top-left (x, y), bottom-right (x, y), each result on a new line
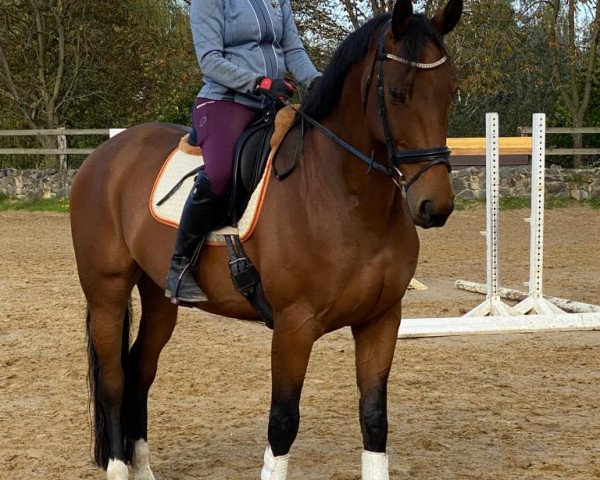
top-left (229, 112), bottom-right (276, 222)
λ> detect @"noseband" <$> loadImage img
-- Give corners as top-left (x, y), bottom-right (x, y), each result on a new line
top-left (362, 24), bottom-right (452, 192)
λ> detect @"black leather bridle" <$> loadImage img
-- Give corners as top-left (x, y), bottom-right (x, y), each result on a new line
top-left (289, 22), bottom-right (452, 194)
top-left (366, 24), bottom-right (452, 192)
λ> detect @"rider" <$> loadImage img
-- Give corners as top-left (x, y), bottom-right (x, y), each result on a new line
top-left (165, 0), bottom-right (321, 304)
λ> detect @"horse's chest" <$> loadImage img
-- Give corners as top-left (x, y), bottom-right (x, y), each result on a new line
top-left (315, 249), bottom-right (417, 326)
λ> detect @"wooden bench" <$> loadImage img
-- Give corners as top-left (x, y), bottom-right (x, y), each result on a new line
top-left (447, 137), bottom-right (532, 168)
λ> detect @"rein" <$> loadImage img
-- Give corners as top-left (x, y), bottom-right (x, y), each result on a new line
top-left (286, 23), bottom-right (452, 194)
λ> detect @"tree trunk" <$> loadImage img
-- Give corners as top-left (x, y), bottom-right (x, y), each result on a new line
top-left (572, 114), bottom-right (584, 168)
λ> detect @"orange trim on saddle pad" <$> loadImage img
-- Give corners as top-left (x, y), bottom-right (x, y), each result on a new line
top-left (148, 148), bottom-right (181, 229)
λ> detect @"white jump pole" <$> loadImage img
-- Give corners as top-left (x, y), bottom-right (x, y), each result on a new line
top-left (463, 113), bottom-right (516, 317)
top-left (454, 280), bottom-right (600, 314)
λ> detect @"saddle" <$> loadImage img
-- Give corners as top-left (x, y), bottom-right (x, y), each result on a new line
top-left (227, 110), bottom-right (276, 224)
top-left (151, 106), bottom-right (297, 328)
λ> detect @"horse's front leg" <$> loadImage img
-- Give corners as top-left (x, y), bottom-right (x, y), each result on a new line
top-left (261, 314), bottom-right (317, 480)
top-left (352, 308), bottom-right (401, 480)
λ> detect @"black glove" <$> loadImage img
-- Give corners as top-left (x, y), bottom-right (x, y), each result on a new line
top-left (254, 76), bottom-right (295, 104)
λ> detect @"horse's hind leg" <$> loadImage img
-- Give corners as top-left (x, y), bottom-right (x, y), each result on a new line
top-left (86, 273), bottom-right (138, 480)
top-left (351, 309), bottom-right (401, 480)
top-left (126, 274), bottom-right (177, 480)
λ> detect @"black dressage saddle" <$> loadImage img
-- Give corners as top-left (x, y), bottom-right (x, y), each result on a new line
top-left (227, 109), bottom-right (275, 225)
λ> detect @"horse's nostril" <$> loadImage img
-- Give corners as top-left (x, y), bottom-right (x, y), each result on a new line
top-left (419, 199), bottom-right (433, 219)
top-left (416, 199), bottom-right (454, 228)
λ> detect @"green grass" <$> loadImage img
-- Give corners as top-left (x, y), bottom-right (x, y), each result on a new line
top-left (0, 197), bottom-right (69, 212)
top-left (454, 196), bottom-right (600, 211)
top-left (453, 198), bottom-right (481, 211)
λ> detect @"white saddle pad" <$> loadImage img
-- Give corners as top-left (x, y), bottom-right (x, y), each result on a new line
top-left (149, 137), bottom-right (272, 244)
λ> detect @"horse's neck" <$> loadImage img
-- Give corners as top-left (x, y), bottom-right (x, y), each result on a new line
top-left (324, 95), bottom-right (400, 197)
top-left (281, 101), bottom-right (406, 239)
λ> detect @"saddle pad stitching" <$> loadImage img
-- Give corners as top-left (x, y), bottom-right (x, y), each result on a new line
top-left (148, 148), bottom-right (180, 229)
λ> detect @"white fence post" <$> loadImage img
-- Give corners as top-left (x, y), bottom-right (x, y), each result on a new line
top-left (57, 127), bottom-right (67, 170)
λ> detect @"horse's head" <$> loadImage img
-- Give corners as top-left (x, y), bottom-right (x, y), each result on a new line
top-left (365, 0), bottom-right (462, 228)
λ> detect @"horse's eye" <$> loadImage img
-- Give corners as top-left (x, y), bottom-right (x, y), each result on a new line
top-left (388, 86), bottom-right (406, 104)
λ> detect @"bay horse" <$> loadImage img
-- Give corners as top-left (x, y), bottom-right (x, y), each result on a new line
top-left (70, 0), bottom-right (462, 478)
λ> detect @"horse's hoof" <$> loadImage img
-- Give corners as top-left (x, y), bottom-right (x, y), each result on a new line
top-left (106, 459), bottom-right (129, 480)
top-left (133, 439), bottom-right (156, 480)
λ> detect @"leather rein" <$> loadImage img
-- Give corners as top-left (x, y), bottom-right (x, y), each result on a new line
top-left (288, 24), bottom-right (452, 194)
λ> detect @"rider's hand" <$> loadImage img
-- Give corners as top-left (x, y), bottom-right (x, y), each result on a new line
top-left (254, 77), bottom-right (295, 104)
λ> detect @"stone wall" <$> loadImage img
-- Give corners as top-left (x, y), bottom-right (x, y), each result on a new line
top-left (2, 166), bottom-right (600, 200)
top-left (0, 169), bottom-right (77, 199)
top-left (452, 165), bottom-right (600, 200)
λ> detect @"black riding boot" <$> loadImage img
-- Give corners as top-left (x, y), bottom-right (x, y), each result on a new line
top-left (165, 171), bottom-right (221, 304)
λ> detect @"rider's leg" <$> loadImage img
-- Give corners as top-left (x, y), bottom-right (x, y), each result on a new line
top-left (165, 98), bottom-right (259, 304)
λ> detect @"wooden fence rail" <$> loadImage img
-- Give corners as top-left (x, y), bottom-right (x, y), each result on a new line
top-left (0, 148), bottom-right (95, 155)
top-left (518, 126), bottom-right (600, 135)
top-left (0, 129), bottom-right (121, 169)
top-left (1, 125), bottom-right (598, 169)
top-left (518, 126), bottom-right (600, 158)
top-left (0, 129), bottom-right (110, 136)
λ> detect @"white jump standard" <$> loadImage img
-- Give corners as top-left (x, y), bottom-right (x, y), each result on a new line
top-left (399, 112), bottom-right (600, 339)
top-left (462, 113), bottom-right (517, 317)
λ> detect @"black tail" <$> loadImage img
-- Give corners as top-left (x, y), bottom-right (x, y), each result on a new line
top-left (86, 300), bottom-right (134, 469)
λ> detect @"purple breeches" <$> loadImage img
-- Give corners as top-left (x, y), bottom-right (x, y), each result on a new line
top-left (192, 97), bottom-right (260, 195)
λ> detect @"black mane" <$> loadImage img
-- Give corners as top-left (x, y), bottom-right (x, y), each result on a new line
top-left (300, 13), bottom-right (447, 121)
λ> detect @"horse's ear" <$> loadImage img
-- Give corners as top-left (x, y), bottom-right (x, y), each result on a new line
top-left (432, 0), bottom-right (463, 35)
top-left (391, 0), bottom-right (413, 38)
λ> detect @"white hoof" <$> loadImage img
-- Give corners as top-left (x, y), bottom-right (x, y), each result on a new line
top-left (361, 451), bottom-right (389, 480)
top-left (133, 439), bottom-right (156, 480)
top-left (106, 459), bottom-right (129, 480)
top-left (260, 446), bottom-right (289, 480)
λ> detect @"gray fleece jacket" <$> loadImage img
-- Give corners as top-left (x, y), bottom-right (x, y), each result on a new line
top-left (190, 0), bottom-right (321, 109)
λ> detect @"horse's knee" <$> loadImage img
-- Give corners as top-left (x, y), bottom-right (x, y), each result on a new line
top-left (268, 400), bottom-right (300, 456)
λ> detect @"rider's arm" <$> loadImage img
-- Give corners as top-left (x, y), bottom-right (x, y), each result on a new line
top-left (190, 0), bottom-right (258, 94)
top-left (280, 0), bottom-right (322, 87)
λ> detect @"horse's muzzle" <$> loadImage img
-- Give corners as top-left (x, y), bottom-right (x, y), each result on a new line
top-left (414, 198), bottom-right (455, 228)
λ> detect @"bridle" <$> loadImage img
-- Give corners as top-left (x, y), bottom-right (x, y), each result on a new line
top-left (286, 22), bottom-right (452, 194)
top-left (363, 22), bottom-right (452, 192)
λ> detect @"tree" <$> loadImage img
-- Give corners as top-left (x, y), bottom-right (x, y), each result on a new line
top-left (537, 0), bottom-right (600, 166)
top-left (445, 0), bottom-right (557, 136)
top-left (0, 0), bottom-right (197, 167)
top-left (0, 0), bottom-right (90, 146)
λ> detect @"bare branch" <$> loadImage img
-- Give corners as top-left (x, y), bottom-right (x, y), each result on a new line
top-left (0, 40), bottom-right (22, 106)
top-left (49, 0), bottom-right (67, 120)
top-left (579, 0), bottom-right (600, 117)
top-left (341, 0), bottom-right (361, 29)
